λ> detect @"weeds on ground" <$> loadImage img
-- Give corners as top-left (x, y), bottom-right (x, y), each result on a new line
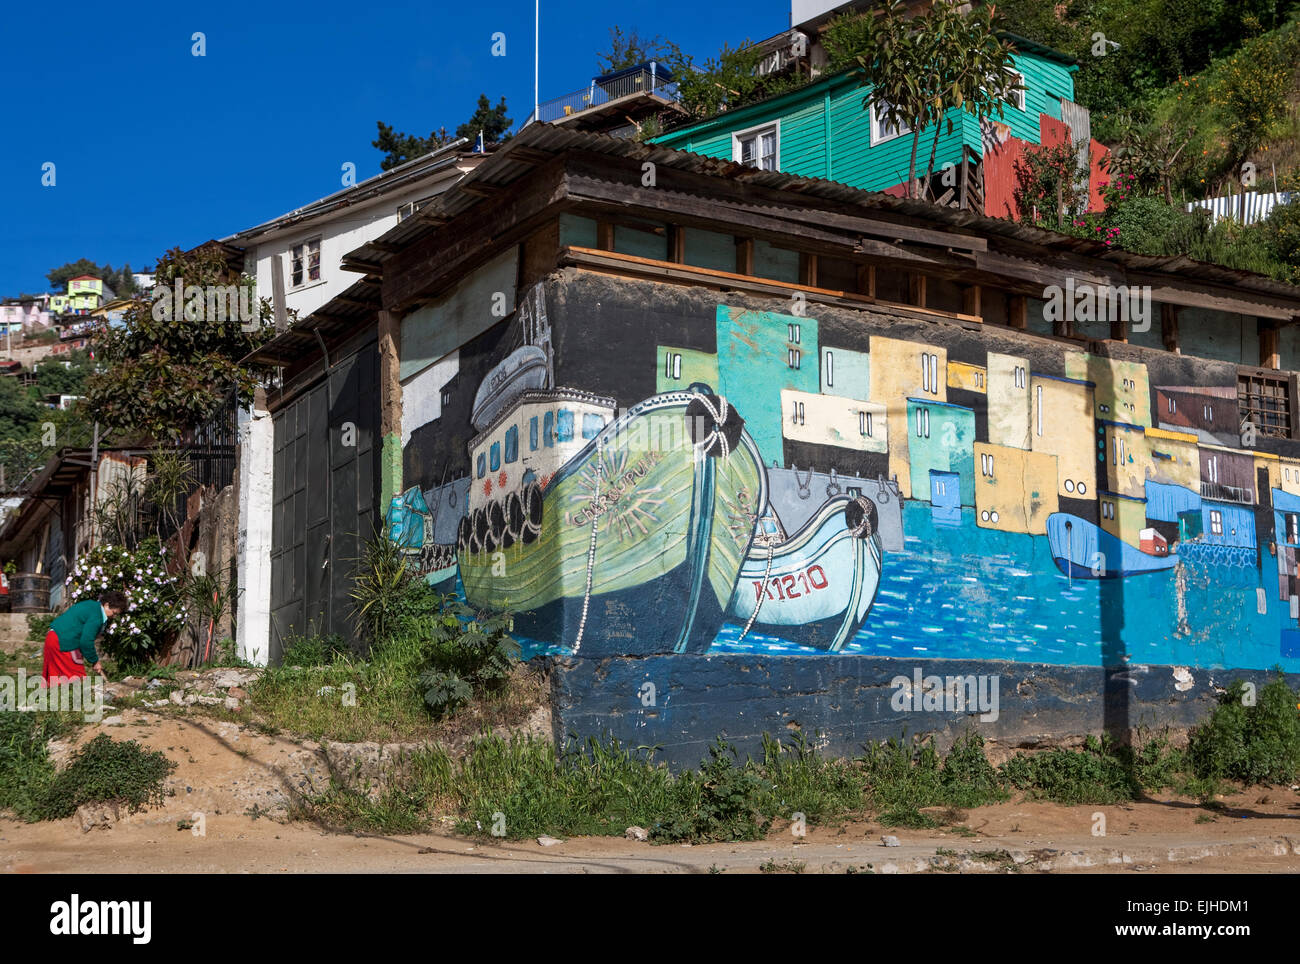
top-left (0, 714), bottom-right (175, 823)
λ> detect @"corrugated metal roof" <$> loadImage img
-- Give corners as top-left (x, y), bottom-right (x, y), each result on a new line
top-left (342, 123), bottom-right (1300, 305)
top-left (244, 275), bottom-right (382, 366)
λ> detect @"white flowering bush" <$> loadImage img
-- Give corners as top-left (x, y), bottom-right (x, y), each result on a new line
top-left (66, 537), bottom-right (187, 665)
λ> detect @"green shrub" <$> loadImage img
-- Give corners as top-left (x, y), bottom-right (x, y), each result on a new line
top-left (656, 739), bottom-right (771, 843)
top-left (33, 734), bottom-right (175, 820)
top-left (65, 538), bottom-right (186, 667)
top-left (414, 603), bottom-right (520, 719)
top-left (999, 735), bottom-right (1141, 805)
top-left (279, 633), bottom-right (350, 667)
top-left (26, 612), bottom-right (53, 643)
top-left (0, 713), bottom-right (68, 819)
top-left (1187, 676), bottom-right (1300, 785)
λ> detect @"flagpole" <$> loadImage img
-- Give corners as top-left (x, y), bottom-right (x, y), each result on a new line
top-left (534, 0), bottom-right (539, 122)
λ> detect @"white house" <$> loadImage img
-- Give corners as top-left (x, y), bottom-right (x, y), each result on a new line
top-left (220, 139), bottom-right (486, 664)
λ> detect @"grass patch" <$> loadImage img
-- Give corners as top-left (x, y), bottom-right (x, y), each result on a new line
top-left (0, 714), bottom-right (175, 822)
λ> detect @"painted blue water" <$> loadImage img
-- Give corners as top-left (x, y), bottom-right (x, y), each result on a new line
top-left (711, 502), bottom-right (1300, 671)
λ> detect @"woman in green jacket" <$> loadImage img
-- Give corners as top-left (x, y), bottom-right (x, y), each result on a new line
top-left (41, 591), bottom-right (127, 684)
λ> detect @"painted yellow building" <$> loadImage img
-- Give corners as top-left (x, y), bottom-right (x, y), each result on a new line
top-left (1065, 353), bottom-right (1151, 427)
top-left (1098, 490), bottom-right (1148, 547)
top-left (1028, 374), bottom-right (1096, 499)
top-left (1143, 427), bottom-right (1200, 489)
top-left (869, 335), bottom-right (946, 499)
top-left (1278, 457), bottom-right (1300, 497)
top-left (781, 388), bottom-right (887, 453)
top-left (1101, 421), bottom-right (1149, 498)
top-left (973, 442), bottom-right (1059, 534)
top-left (947, 360), bottom-right (987, 394)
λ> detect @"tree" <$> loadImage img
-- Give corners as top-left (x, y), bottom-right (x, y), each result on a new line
top-left (372, 121), bottom-right (455, 171)
top-left (673, 41), bottom-right (799, 122)
top-left (454, 94), bottom-right (513, 147)
top-left (372, 93), bottom-right (513, 170)
top-left (46, 259), bottom-right (104, 291)
top-left (84, 245), bottom-right (276, 441)
top-left (849, 0), bottom-right (1020, 200)
top-left (597, 26), bottom-right (681, 73)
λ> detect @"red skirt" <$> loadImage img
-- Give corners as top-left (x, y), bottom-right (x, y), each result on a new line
top-left (41, 629), bottom-right (86, 685)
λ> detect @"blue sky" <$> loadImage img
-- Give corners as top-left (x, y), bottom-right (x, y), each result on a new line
top-left (0, 0), bottom-right (784, 296)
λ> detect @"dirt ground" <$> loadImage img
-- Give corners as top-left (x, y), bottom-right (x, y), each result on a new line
top-left (2, 705), bottom-right (1299, 874)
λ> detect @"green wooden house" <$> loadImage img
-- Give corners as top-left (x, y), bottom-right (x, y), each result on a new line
top-left (650, 36), bottom-right (1082, 209)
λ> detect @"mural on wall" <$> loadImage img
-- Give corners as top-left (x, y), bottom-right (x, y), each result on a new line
top-left (388, 279), bottom-right (1300, 672)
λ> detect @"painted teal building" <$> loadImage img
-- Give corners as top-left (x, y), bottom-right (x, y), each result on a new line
top-left (651, 38), bottom-right (1079, 198)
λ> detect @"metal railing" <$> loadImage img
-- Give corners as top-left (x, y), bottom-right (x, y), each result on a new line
top-left (527, 67), bottom-right (678, 126)
top-left (1200, 480), bottom-right (1254, 505)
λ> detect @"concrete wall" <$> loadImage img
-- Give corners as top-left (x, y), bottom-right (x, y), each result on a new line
top-left (386, 268), bottom-right (1300, 756)
top-left (236, 397), bottom-right (273, 665)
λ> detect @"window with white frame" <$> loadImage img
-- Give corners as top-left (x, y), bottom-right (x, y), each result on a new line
top-left (1209, 509), bottom-right (1223, 535)
top-left (994, 67), bottom-right (1026, 111)
top-left (289, 237), bottom-right (322, 288)
top-left (734, 123), bottom-right (779, 171)
top-left (824, 350), bottom-right (834, 387)
top-left (396, 196), bottom-right (436, 223)
top-left (870, 98), bottom-right (912, 144)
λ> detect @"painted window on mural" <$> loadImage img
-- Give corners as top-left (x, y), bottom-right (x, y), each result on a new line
top-left (1014, 365), bottom-right (1026, 389)
top-left (1238, 371), bottom-right (1293, 439)
top-left (920, 353), bottom-right (940, 394)
top-left (1102, 501), bottom-right (1115, 519)
top-left (543, 411), bottom-right (555, 447)
top-left (859, 410), bottom-right (872, 436)
top-left (791, 400), bottom-right (806, 425)
top-left (981, 453), bottom-right (995, 478)
top-left (476, 453), bottom-right (486, 479)
top-left (1210, 509), bottom-right (1224, 535)
top-left (556, 410), bottom-right (574, 442)
top-left (490, 442), bottom-right (501, 472)
top-left (504, 426), bottom-right (519, 463)
top-left (1207, 455), bottom-right (1219, 483)
top-left (665, 351), bottom-right (682, 380)
top-left (582, 413), bottom-right (604, 439)
top-left (530, 416), bottom-right (539, 451)
top-left (914, 407), bottom-right (931, 438)
top-left (788, 348), bottom-right (801, 369)
top-left (1036, 385), bottom-right (1043, 436)
top-left (788, 323), bottom-right (801, 344)
top-left (1288, 513), bottom-right (1299, 544)
top-left (825, 350), bottom-right (834, 387)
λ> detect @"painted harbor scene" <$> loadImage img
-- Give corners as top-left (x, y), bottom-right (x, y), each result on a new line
top-left (388, 301), bottom-right (1300, 673)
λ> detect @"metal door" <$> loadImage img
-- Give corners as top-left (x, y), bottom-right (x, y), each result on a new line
top-left (269, 342), bottom-right (379, 659)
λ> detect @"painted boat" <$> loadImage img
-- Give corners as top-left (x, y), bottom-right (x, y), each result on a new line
top-left (727, 495), bottom-right (883, 651)
top-left (1046, 513), bottom-right (1178, 578)
top-left (458, 384), bottom-right (767, 656)
top-left (470, 345), bottom-right (549, 432)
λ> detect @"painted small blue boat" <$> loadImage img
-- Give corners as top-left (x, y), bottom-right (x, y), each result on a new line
top-left (727, 495), bottom-right (883, 651)
top-left (1046, 513), bottom-right (1177, 578)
